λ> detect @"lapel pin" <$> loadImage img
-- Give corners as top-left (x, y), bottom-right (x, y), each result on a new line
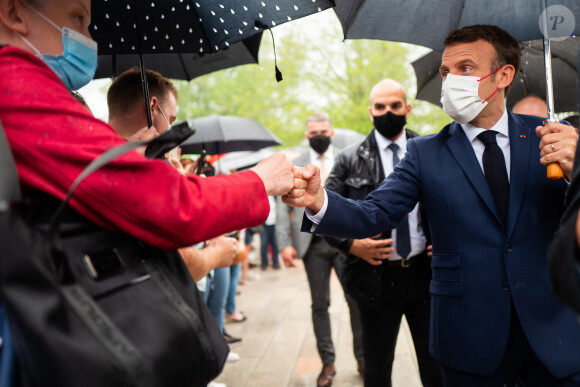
top-left (520, 134), bottom-right (526, 138)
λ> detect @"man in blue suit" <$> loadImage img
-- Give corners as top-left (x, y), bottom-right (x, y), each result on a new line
top-left (284, 25), bottom-right (580, 386)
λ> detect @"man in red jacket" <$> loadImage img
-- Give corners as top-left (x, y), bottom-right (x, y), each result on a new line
top-left (0, 0), bottom-right (294, 251)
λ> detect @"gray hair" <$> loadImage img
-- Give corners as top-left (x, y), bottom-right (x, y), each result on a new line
top-left (306, 112), bottom-right (332, 127)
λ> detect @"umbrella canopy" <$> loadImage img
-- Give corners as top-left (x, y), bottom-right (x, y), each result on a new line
top-left (216, 147), bottom-right (276, 173)
top-left (179, 115), bottom-right (282, 155)
top-left (91, 0), bottom-right (335, 55)
top-left (95, 33), bottom-right (262, 81)
top-left (412, 37), bottom-right (580, 114)
top-left (334, 0), bottom-right (580, 52)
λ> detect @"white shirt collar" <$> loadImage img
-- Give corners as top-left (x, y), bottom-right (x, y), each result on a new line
top-left (374, 128), bottom-right (407, 152)
top-left (461, 108), bottom-right (509, 144)
top-left (309, 145), bottom-right (334, 161)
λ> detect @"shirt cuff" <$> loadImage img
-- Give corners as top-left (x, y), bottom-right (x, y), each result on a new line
top-left (305, 188), bottom-right (328, 230)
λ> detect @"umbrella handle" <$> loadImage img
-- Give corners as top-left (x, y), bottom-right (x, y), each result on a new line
top-left (547, 163), bottom-right (563, 179)
top-left (540, 1), bottom-right (563, 180)
top-left (543, 119), bottom-right (564, 179)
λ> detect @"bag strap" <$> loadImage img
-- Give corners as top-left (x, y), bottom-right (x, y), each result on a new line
top-left (0, 117), bottom-right (193, 237)
top-left (48, 140), bottom-right (148, 239)
top-left (0, 120), bottom-right (21, 203)
top-left (47, 122), bottom-right (195, 237)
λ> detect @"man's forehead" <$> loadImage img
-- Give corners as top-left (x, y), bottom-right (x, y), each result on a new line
top-left (307, 121), bottom-right (331, 131)
top-left (441, 40), bottom-right (495, 66)
top-left (372, 93), bottom-right (404, 105)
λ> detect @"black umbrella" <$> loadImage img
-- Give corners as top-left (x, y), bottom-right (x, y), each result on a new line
top-left (95, 33), bottom-right (262, 81)
top-left (335, 0), bottom-right (580, 116)
top-left (334, 0), bottom-right (579, 51)
top-left (335, 0), bottom-right (580, 178)
top-left (91, 0), bottom-right (335, 55)
top-left (179, 115), bottom-right (282, 155)
top-left (412, 37), bottom-right (580, 114)
top-left (217, 147), bottom-right (277, 173)
top-left (91, 0), bottom-right (335, 126)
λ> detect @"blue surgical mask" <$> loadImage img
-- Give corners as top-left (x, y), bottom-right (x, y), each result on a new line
top-left (19, 7), bottom-right (97, 90)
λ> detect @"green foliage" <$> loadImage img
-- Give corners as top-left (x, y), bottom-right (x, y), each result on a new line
top-left (175, 10), bottom-right (452, 149)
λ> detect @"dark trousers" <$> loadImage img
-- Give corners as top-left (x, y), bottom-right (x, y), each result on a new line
top-left (358, 254), bottom-right (442, 387)
top-left (441, 303), bottom-right (580, 387)
top-left (260, 224), bottom-right (279, 269)
top-left (303, 236), bottom-right (364, 366)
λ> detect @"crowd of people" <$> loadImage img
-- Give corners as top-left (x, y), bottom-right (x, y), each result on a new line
top-left (1, 0), bottom-right (579, 386)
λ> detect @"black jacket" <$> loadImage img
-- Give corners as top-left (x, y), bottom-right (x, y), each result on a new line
top-left (548, 136), bottom-right (580, 314)
top-left (323, 128), bottom-right (428, 307)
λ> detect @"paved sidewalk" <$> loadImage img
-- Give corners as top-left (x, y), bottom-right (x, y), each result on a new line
top-left (215, 259), bottom-right (422, 387)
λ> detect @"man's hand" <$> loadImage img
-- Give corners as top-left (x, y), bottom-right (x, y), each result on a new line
top-left (205, 235), bottom-right (238, 268)
top-left (349, 238), bottom-right (394, 266)
top-left (127, 126), bottom-right (159, 156)
top-left (282, 164), bottom-right (325, 212)
top-left (537, 122), bottom-right (578, 179)
top-left (250, 154), bottom-right (294, 196)
top-left (280, 246), bottom-right (297, 268)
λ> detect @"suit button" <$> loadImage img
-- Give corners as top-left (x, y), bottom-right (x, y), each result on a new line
top-left (505, 245), bottom-right (512, 253)
top-left (503, 282), bottom-right (510, 291)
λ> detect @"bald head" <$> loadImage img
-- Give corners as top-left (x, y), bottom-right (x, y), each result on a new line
top-left (512, 96), bottom-right (548, 117)
top-left (370, 79), bottom-right (407, 105)
top-left (367, 79), bottom-right (411, 140)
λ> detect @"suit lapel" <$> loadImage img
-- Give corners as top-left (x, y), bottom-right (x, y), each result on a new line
top-left (506, 112), bottom-right (531, 239)
top-left (446, 122), bottom-right (502, 226)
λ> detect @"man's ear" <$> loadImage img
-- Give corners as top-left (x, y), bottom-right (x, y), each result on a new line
top-left (149, 95), bottom-right (158, 115)
top-left (497, 64), bottom-right (515, 91)
top-left (0, 0), bottom-right (30, 35)
top-left (405, 104), bottom-right (412, 119)
top-left (368, 106), bottom-right (374, 122)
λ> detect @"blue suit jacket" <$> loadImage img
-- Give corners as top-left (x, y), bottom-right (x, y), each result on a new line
top-left (303, 111), bottom-right (580, 377)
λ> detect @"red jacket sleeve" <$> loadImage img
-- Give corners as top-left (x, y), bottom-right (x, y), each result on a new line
top-left (0, 47), bottom-right (269, 250)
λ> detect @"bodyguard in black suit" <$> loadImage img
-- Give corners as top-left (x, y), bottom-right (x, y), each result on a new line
top-left (324, 79), bottom-right (442, 387)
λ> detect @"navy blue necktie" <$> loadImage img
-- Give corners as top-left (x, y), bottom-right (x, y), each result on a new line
top-left (477, 130), bottom-right (509, 225)
top-left (388, 143), bottom-right (411, 258)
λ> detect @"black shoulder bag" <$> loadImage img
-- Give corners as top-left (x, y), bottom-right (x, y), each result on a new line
top-left (0, 122), bottom-right (228, 387)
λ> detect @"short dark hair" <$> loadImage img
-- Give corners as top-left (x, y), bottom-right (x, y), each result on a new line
top-left (107, 68), bottom-right (178, 119)
top-left (444, 25), bottom-right (521, 95)
top-left (306, 112), bottom-right (332, 127)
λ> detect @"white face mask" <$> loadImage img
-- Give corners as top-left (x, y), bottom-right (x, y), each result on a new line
top-left (440, 67), bottom-right (502, 124)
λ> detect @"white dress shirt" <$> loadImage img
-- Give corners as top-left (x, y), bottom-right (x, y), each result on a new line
top-left (374, 130), bottom-right (426, 260)
top-left (308, 147), bottom-right (335, 172)
top-left (307, 130), bottom-right (427, 260)
top-left (461, 108), bottom-right (511, 181)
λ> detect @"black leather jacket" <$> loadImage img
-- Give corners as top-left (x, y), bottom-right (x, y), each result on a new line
top-left (323, 128), bottom-right (428, 307)
top-left (324, 128), bottom-right (423, 255)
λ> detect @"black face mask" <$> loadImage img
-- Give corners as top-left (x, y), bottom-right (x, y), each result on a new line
top-left (373, 111), bottom-right (406, 139)
top-left (309, 135), bottom-right (331, 155)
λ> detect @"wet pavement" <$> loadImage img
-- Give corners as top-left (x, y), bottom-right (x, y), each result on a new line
top-left (214, 259), bottom-right (422, 387)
